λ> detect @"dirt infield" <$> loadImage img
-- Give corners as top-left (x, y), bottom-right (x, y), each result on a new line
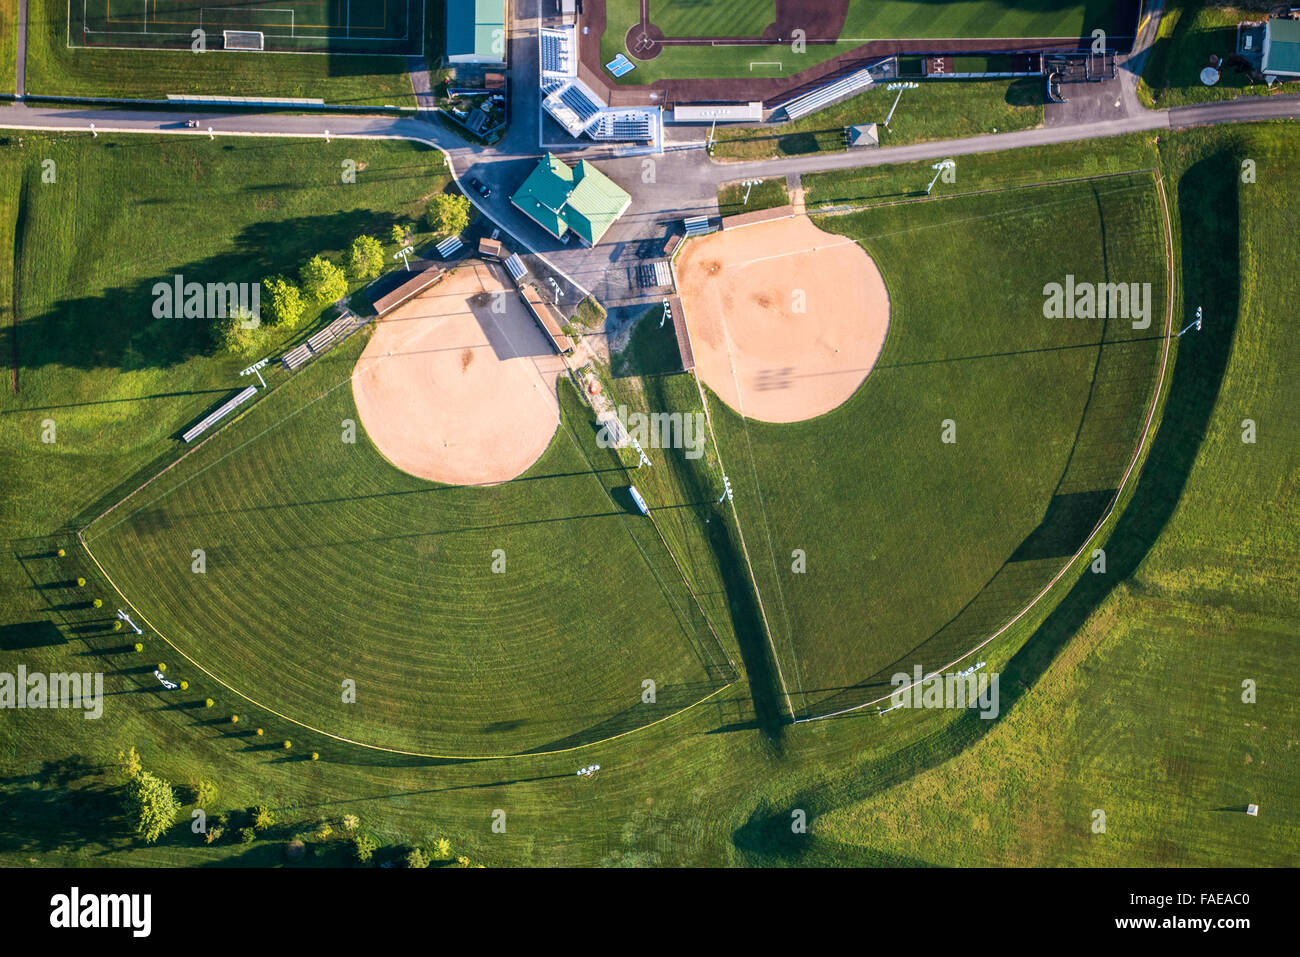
top-left (676, 215), bottom-right (889, 423)
top-left (351, 263), bottom-right (568, 486)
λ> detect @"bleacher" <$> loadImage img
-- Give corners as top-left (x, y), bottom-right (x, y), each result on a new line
top-left (558, 84), bottom-right (602, 126)
top-left (182, 386), bottom-right (258, 443)
top-left (540, 28), bottom-right (575, 76)
top-left (281, 311), bottom-right (368, 373)
top-left (683, 216), bottom-right (714, 236)
top-left (590, 111), bottom-right (655, 141)
top-left (779, 65), bottom-right (879, 120)
top-left (436, 234), bottom-right (465, 258)
top-left (503, 254), bottom-right (528, 283)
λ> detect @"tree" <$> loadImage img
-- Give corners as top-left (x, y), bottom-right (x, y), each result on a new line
top-left (240, 827), bottom-right (256, 845)
top-left (122, 771), bottom-right (180, 844)
top-left (456, 855), bottom-right (471, 868)
top-left (299, 256), bottom-right (348, 306)
top-left (425, 193), bottom-right (470, 239)
top-left (253, 805), bottom-right (275, 832)
top-left (262, 276), bottom-right (306, 328)
top-left (342, 814), bottom-right (360, 832)
top-left (390, 223), bottom-right (409, 245)
top-left (117, 747), bottom-right (142, 780)
top-left (433, 837), bottom-right (452, 860)
top-left (405, 847), bottom-right (430, 869)
top-left (194, 780), bottom-right (218, 808)
top-left (347, 235), bottom-right (385, 281)
top-left (353, 832), bottom-right (377, 864)
top-left (213, 310), bottom-right (267, 357)
top-left (205, 825), bottom-right (224, 845)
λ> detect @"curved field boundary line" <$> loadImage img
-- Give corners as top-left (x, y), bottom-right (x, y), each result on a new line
top-left (76, 528), bottom-right (735, 760)
top-left (797, 168), bottom-right (1179, 723)
top-left (691, 374), bottom-right (798, 721)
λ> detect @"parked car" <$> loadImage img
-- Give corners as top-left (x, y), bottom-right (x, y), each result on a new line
top-left (467, 177), bottom-right (491, 199)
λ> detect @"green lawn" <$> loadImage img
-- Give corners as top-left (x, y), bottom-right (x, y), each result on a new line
top-left (706, 173), bottom-right (1168, 720)
top-left (0, 0), bottom-right (17, 95)
top-left (814, 123), bottom-right (1300, 866)
top-left (716, 176), bottom-right (788, 216)
top-left (711, 80), bottom-right (1043, 160)
top-left (604, 0), bottom-right (1113, 84)
top-left (25, 0), bottom-right (418, 106)
top-left (0, 123), bottom-right (1294, 869)
top-left (1138, 3), bottom-right (1284, 109)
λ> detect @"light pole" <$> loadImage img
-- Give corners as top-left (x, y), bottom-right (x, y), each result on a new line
top-left (742, 179), bottom-right (760, 204)
top-left (926, 159), bottom-right (955, 196)
top-left (1178, 305), bottom-right (1203, 337)
top-left (393, 246), bottom-right (414, 271)
top-left (884, 81), bottom-right (918, 129)
top-left (240, 357), bottom-right (270, 389)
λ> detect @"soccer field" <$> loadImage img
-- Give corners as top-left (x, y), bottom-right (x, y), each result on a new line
top-left (71, 0), bottom-right (422, 54)
top-left (705, 173), bottom-right (1169, 721)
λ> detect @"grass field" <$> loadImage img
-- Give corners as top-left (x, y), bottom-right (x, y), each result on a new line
top-left (603, 0), bottom-right (1120, 84)
top-left (26, 0), bottom-right (418, 105)
top-left (716, 176), bottom-right (788, 216)
top-left (80, 342), bottom-right (732, 755)
top-left (1137, 2), bottom-right (1282, 109)
top-left (705, 173), bottom-right (1168, 720)
top-left (710, 79), bottom-right (1043, 160)
top-left (72, 0), bottom-right (420, 55)
top-left (812, 123), bottom-right (1300, 865)
top-left (0, 0), bottom-right (17, 95)
top-left (0, 124), bottom-right (1294, 868)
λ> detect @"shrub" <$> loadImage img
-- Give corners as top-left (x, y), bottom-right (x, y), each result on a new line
top-left (299, 255), bottom-right (348, 306)
top-left (433, 837), bottom-right (452, 860)
top-left (204, 698), bottom-right (215, 708)
top-left (342, 815), bottom-right (360, 832)
top-left (112, 620), bottom-right (123, 632)
top-left (134, 642), bottom-right (144, 653)
top-left (283, 740), bottom-right (292, 750)
top-left (156, 662), bottom-right (166, 672)
top-left (353, 832), bottom-right (377, 864)
top-left (253, 805), bottom-right (275, 832)
top-left (56, 548), bottom-right (65, 557)
top-left (92, 598), bottom-right (103, 608)
top-left (347, 235), bottom-right (385, 281)
top-left (179, 680), bottom-right (189, 691)
top-left (405, 847), bottom-right (430, 869)
top-left (230, 714), bottom-right (239, 724)
top-left (426, 193), bottom-right (470, 238)
top-left (390, 223), bottom-right (408, 245)
top-left (76, 577), bottom-right (86, 587)
top-left (194, 780), bottom-right (218, 807)
top-left (261, 275), bottom-right (306, 328)
top-left (122, 771), bottom-right (180, 844)
top-left (240, 827), bottom-right (256, 845)
top-left (310, 752), bottom-right (319, 761)
top-left (205, 825), bottom-right (224, 845)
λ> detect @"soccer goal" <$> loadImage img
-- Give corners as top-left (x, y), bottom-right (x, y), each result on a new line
top-left (223, 30), bottom-right (266, 52)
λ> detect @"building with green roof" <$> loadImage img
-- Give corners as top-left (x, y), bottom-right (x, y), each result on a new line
top-left (446, 0), bottom-right (507, 65)
top-left (510, 153), bottom-right (632, 247)
top-left (1263, 18), bottom-right (1300, 78)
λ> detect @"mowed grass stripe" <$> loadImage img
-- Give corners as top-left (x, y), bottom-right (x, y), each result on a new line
top-left (87, 333), bottom-right (725, 755)
top-left (707, 175), bottom-right (1166, 718)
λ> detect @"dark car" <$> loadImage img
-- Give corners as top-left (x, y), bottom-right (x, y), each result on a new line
top-left (467, 177), bottom-right (491, 199)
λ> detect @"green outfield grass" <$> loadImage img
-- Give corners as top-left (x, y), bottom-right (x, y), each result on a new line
top-left (0, 124), bottom-right (1294, 868)
top-left (603, 0), bottom-right (1115, 85)
top-left (705, 173), bottom-right (1168, 720)
top-left (26, 0), bottom-right (417, 105)
top-left (710, 80), bottom-right (1043, 161)
top-left (80, 342), bottom-right (730, 756)
top-left (813, 123), bottom-right (1300, 865)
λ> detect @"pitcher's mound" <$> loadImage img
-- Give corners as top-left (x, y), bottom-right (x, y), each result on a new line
top-left (677, 214), bottom-right (890, 423)
top-left (351, 263), bottom-right (567, 486)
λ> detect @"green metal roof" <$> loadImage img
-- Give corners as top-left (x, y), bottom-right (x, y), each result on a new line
top-left (1265, 18), bottom-right (1300, 75)
top-left (510, 154), bottom-right (631, 245)
top-left (446, 0), bottom-right (506, 61)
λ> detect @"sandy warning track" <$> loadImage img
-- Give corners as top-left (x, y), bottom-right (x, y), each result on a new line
top-left (676, 214), bottom-right (890, 423)
top-left (351, 263), bottom-right (567, 486)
